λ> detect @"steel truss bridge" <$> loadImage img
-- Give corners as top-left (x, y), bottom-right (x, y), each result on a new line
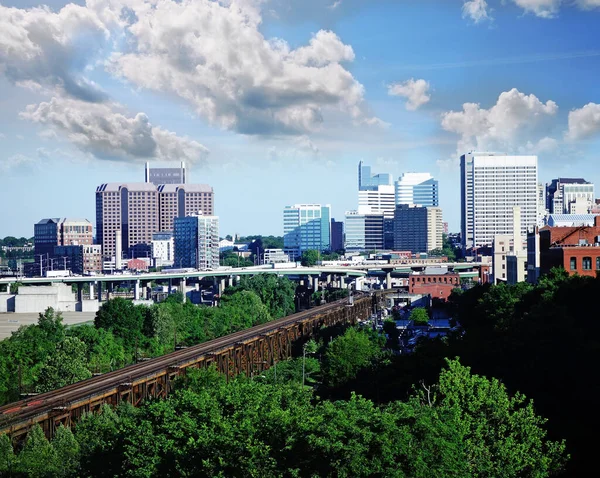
top-left (0, 294), bottom-right (372, 440)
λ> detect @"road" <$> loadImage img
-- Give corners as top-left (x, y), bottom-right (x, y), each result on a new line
top-left (0, 312), bottom-right (95, 340)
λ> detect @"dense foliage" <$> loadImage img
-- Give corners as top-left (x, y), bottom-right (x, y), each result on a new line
top-left (0, 275), bottom-right (296, 404)
top-left (0, 344), bottom-right (565, 477)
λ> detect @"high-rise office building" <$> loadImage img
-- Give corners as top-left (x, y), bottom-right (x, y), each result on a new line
top-left (97, 180), bottom-right (214, 261)
top-left (34, 218), bottom-right (94, 256)
top-left (173, 213), bottom-right (219, 270)
top-left (157, 184), bottom-right (214, 231)
top-left (393, 205), bottom-right (443, 253)
top-left (546, 178), bottom-right (594, 214)
top-left (344, 210), bottom-right (385, 253)
top-left (395, 172), bottom-right (439, 207)
top-left (358, 185), bottom-right (395, 219)
top-left (96, 183), bottom-right (159, 261)
top-left (460, 153), bottom-right (538, 250)
top-left (358, 161), bottom-right (392, 191)
top-left (330, 219), bottom-right (344, 252)
top-left (283, 204), bottom-right (331, 260)
top-left (145, 161), bottom-right (187, 185)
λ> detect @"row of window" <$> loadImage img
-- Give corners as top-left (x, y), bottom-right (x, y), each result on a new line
top-left (570, 256), bottom-right (600, 271)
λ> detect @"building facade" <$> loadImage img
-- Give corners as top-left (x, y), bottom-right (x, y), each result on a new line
top-left (173, 213), bottom-right (219, 270)
top-left (34, 218), bottom-right (93, 257)
top-left (408, 268), bottom-right (460, 301)
top-left (151, 231), bottom-right (174, 267)
top-left (262, 249), bottom-right (289, 264)
top-left (393, 205), bottom-right (443, 253)
top-left (358, 161), bottom-right (392, 191)
top-left (344, 210), bottom-right (385, 253)
top-left (145, 161), bottom-right (187, 185)
top-left (546, 178), bottom-right (594, 215)
top-left (395, 172), bottom-right (439, 207)
top-left (283, 204), bottom-right (331, 260)
top-left (330, 219), bottom-right (344, 252)
top-left (53, 244), bottom-right (102, 275)
top-left (461, 153), bottom-right (538, 251)
top-left (157, 184), bottom-right (214, 232)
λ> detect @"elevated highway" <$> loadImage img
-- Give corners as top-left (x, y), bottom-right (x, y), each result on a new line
top-left (0, 293), bottom-right (372, 440)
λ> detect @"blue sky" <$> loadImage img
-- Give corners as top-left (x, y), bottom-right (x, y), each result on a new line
top-left (1, 0), bottom-right (600, 238)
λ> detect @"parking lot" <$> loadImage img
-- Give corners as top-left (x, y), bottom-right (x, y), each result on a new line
top-left (0, 312), bottom-right (95, 340)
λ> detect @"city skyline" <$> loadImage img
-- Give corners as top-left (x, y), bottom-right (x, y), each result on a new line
top-left (1, 0), bottom-right (600, 237)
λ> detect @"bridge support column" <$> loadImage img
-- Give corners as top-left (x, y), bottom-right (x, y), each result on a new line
top-left (355, 277), bottom-right (364, 291)
top-left (97, 281), bottom-right (103, 302)
top-left (219, 278), bottom-right (226, 296)
top-left (180, 278), bottom-right (187, 303)
top-left (77, 283), bottom-right (83, 302)
top-left (134, 280), bottom-right (140, 301)
top-left (89, 282), bottom-right (95, 301)
top-left (386, 272), bottom-right (392, 289)
top-left (312, 276), bottom-right (319, 291)
top-left (168, 278), bottom-right (173, 294)
top-left (228, 276), bottom-right (233, 288)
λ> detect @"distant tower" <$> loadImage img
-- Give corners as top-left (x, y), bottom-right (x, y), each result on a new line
top-left (145, 161), bottom-right (187, 185)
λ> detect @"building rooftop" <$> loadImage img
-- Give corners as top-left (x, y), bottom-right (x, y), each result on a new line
top-left (546, 214), bottom-right (597, 227)
top-left (557, 178), bottom-right (591, 184)
top-left (156, 184), bottom-right (213, 193)
top-left (97, 183), bottom-right (158, 192)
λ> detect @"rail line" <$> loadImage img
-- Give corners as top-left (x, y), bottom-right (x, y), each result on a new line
top-left (0, 293), bottom-right (372, 439)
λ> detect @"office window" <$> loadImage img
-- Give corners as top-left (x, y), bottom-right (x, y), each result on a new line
top-left (583, 257), bottom-right (592, 270)
top-left (570, 257), bottom-right (577, 270)
top-left (596, 257), bottom-right (600, 271)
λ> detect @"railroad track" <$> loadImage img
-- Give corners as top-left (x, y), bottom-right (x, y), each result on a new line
top-left (0, 293), bottom-right (370, 436)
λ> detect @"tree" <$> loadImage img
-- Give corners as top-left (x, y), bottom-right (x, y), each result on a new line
top-left (0, 433), bottom-right (17, 475)
top-left (301, 249), bottom-right (319, 267)
top-left (95, 298), bottom-right (144, 350)
top-left (16, 424), bottom-right (59, 477)
top-left (36, 337), bottom-right (92, 393)
top-left (322, 328), bottom-right (381, 387)
top-left (228, 274), bottom-right (295, 318)
top-left (432, 359), bottom-right (567, 477)
top-left (382, 319), bottom-right (400, 349)
top-left (410, 307), bottom-right (429, 326)
top-left (67, 325), bottom-right (125, 373)
top-left (52, 425), bottom-right (80, 477)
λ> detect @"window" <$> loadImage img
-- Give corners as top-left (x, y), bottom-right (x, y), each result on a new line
top-left (570, 257), bottom-right (577, 270)
top-left (583, 257), bottom-right (592, 270)
top-left (596, 257), bottom-right (600, 271)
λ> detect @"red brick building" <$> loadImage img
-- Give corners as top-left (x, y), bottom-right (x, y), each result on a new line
top-left (538, 216), bottom-right (600, 277)
top-left (409, 271), bottom-right (460, 301)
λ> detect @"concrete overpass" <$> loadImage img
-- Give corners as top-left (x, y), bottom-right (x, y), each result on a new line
top-left (0, 266), bottom-right (367, 314)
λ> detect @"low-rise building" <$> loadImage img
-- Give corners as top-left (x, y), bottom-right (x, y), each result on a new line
top-left (262, 249), bottom-right (289, 264)
top-left (53, 244), bottom-right (102, 275)
top-left (152, 232), bottom-right (174, 267)
top-left (408, 266), bottom-right (460, 301)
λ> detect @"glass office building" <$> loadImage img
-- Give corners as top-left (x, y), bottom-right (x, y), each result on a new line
top-left (173, 213), bottom-right (219, 270)
top-left (283, 204), bottom-right (331, 260)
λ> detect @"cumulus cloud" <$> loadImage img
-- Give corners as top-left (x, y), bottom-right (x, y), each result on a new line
top-left (462, 0), bottom-right (492, 23)
top-left (20, 96), bottom-right (209, 163)
top-left (0, 154), bottom-right (36, 172)
top-left (0, 3), bottom-right (109, 101)
top-left (441, 88), bottom-right (558, 153)
top-left (388, 78), bottom-right (431, 111)
top-left (511, 0), bottom-right (562, 18)
top-left (576, 0), bottom-right (600, 8)
top-left (566, 103), bottom-right (600, 140)
top-left (104, 0), bottom-right (376, 135)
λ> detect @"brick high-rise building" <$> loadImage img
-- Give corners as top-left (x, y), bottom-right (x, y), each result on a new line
top-left (157, 184), bottom-right (214, 232)
top-left (34, 218), bottom-right (93, 256)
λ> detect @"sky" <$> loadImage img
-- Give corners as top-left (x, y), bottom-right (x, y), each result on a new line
top-left (1, 0), bottom-right (600, 238)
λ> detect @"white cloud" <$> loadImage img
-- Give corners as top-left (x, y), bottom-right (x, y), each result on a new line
top-left (511, 0), bottom-right (562, 18)
top-left (576, 0), bottom-right (600, 8)
top-left (0, 154), bottom-right (36, 171)
top-left (462, 0), bottom-right (492, 23)
top-left (329, 1), bottom-right (343, 10)
top-left (519, 136), bottom-right (559, 154)
top-left (267, 135), bottom-right (321, 163)
top-left (566, 103), bottom-right (600, 140)
top-left (441, 88), bottom-right (558, 154)
top-left (20, 96), bottom-right (209, 164)
top-left (388, 78), bottom-right (431, 111)
top-left (0, 3), bottom-right (109, 101)
top-left (104, 0), bottom-right (376, 135)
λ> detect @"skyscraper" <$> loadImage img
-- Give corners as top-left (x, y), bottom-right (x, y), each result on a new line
top-left (283, 204), bottom-right (331, 260)
top-left (34, 218), bottom-right (94, 256)
top-left (157, 184), bottom-right (214, 231)
top-left (145, 161), bottom-right (187, 185)
top-left (344, 210), bottom-right (384, 253)
top-left (460, 153), bottom-right (538, 251)
top-left (330, 219), bottom-right (344, 252)
top-left (358, 161), bottom-right (392, 191)
top-left (173, 213), bottom-right (219, 270)
top-left (546, 178), bottom-right (594, 214)
top-left (393, 205), bottom-right (442, 253)
top-left (395, 172), bottom-right (439, 207)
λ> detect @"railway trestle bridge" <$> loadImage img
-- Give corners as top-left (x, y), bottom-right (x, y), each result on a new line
top-left (0, 294), bottom-right (372, 440)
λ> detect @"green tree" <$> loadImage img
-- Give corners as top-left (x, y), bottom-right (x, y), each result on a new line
top-left (95, 298), bottom-right (144, 350)
top-left (410, 307), bottom-right (430, 326)
top-left (16, 424), bottom-right (59, 477)
top-left (322, 328), bottom-right (381, 387)
top-left (383, 319), bottom-right (400, 349)
top-left (229, 274), bottom-right (295, 318)
top-left (0, 433), bottom-right (17, 475)
top-left (52, 425), bottom-right (80, 477)
top-left (67, 325), bottom-right (125, 373)
top-left (432, 359), bottom-right (567, 477)
top-left (301, 249), bottom-right (320, 266)
top-left (36, 337), bottom-right (92, 393)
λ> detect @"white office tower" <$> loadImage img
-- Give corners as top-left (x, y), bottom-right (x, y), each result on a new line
top-left (461, 153), bottom-right (538, 250)
top-left (358, 185), bottom-right (396, 219)
top-left (344, 209), bottom-right (385, 253)
top-left (395, 172), bottom-right (439, 207)
top-left (283, 204), bottom-right (331, 260)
